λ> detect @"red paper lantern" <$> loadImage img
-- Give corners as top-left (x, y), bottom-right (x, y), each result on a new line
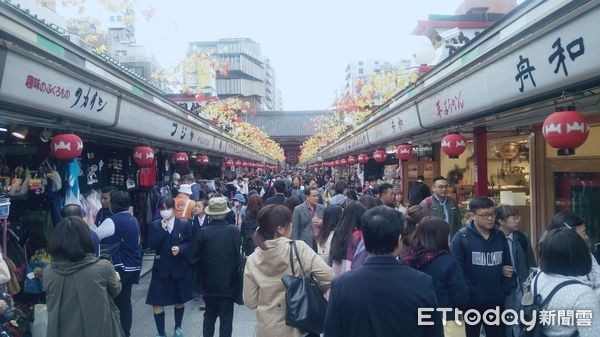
top-left (396, 144), bottom-right (413, 161)
top-left (242, 161), bottom-right (249, 167)
top-left (174, 152), bottom-right (188, 164)
top-left (334, 159), bottom-right (341, 167)
top-left (50, 133), bottom-right (83, 160)
top-left (340, 158), bottom-right (348, 166)
top-left (347, 155), bottom-right (357, 165)
top-left (441, 133), bottom-right (467, 159)
top-left (315, 162), bottom-right (321, 168)
top-left (373, 149), bottom-right (387, 163)
top-left (234, 159), bottom-right (242, 167)
top-left (225, 159), bottom-right (234, 168)
top-left (358, 153), bottom-right (369, 164)
top-left (133, 146), bottom-right (154, 167)
top-left (198, 154), bottom-right (209, 166)
top-left (543, 107), bottom-right (589, 156)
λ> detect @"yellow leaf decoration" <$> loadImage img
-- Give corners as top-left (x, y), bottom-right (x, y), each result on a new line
top-left (299, 68), bottom-right (420, 163)
top-left (201, 98), bottom-right (284, 162)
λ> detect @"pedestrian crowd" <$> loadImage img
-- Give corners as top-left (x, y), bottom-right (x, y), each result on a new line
top-left (41, 170), bottom-right (600, 337)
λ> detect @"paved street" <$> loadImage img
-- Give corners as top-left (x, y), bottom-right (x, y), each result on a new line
top-left (130, 255), bottom-right (257, 337)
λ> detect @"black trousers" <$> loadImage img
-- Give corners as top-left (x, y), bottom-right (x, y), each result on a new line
top-left (203, 296), bottom-right (234, 337)
top-left (464, 302), bottom-right (506, 337)
top-left (115, 270), bottom-right (139, 337)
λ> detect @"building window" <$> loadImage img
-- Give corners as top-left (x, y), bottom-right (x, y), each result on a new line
top-left (358, 68), bottom-right (364, 74)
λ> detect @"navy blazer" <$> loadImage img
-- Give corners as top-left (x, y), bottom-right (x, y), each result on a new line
top-left (324, 255), bottom-right (444, 337)
top-left (147, 217), bottom-right (192, 280)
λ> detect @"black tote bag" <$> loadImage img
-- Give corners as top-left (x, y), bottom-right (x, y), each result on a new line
top-left (281, 240), bottom-right (327, 334)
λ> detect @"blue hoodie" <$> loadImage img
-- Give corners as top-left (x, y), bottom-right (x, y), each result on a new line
top-left (450, 221), bottom-right (515, 306)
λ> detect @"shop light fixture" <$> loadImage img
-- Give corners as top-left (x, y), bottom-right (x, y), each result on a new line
top-left (10, 125), bottom-right (28, 139)
top-left (0, 127), bottom-right (7, 132)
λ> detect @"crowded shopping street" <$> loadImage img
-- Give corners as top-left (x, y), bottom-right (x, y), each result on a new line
top-left (1, 0), bottom-right (600, 336)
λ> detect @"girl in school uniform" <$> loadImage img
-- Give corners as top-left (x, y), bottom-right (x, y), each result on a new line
top-left (146, 197), bottom-right (193, 337)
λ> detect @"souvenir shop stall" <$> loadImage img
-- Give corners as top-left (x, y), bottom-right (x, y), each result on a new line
top-left (0, 124), bottom-right (229, 336)
top-left (306, 0), bottom-right (600, 251)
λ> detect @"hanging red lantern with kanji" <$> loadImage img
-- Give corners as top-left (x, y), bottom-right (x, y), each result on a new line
top-left (543, 107), bottom-right (589, 156)
top-left (441, 132), bottom-right (467, 159)
top-left (234, 159), bottom-right (242, 167)
top-left (348, 155), bottom-right (357, 165)
top-left (340, 158), bottom-right (348, 166)
top-left (242, 161), bottom-right (249, 167)
top-left (133, 146), bottom-right (154, 167)
top-left (225, 159), bottom-right (234, 168)
top-left (334, 159), bottom-right (341, 167)
top-left (174, 152), bottom-right (188, 164)
top-left (358, 153), bottom-right (369, 164)
top-left (198, 154), bottom-right (209, 166)
top-left (50, 133), bottom-right (83, 160)
top-left (373, 149), bottom-right (387, 163)
top-left (396, 144), bottom-right (413, 161)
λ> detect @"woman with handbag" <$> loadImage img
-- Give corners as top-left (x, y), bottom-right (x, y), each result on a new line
top-left (243, 205), bottom-right (333, 337)
top-left (44, 217), bottom-right (124, 337)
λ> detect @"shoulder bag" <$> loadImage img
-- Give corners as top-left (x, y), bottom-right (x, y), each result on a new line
top-left (281, 240), bottom-right (327, 334)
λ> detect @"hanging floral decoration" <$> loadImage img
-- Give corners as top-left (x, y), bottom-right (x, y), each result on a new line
top-left (151, 51), bottom-right (230, 93)
top-left (200, 98), bottom-right (284, 162)
top-left (43, 0), bottom-right (279, 162)
top-left (299, 68), bottom-right (419, 163)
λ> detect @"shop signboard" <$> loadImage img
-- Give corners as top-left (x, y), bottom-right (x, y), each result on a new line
top-left (0, 51), bottom-right (117, 125)
top-left (366, 106), bottom-right (420, 145)
top-left (345, 131), bottom-right (371, 154)
top-left (418, 6), bottom-right (600, 128)
top-left (118, 100), bottom-right (215, 151)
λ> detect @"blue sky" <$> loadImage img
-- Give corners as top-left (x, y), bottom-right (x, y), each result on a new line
top-left (60, 0), bottom-right (466, 110)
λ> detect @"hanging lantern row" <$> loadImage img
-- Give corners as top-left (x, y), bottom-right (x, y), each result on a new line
top-left (373, 149), bottom-right (387, 163)
top-left (47, 134), bottom-right (280, 171)
top-left (50, 133), bottom-right (83, 160)
top-left (174, 152), bottom-right (189, 165)
top-left (441, 132), bottom-right (467, 159)
top-left (358, 153), bottom-right (369, 164)
top-left (543, 106), bottom-right (589, 156)
top-left (396, 144), bottom-right (413, 161)
top-left (198, 155), bottom-right (209, 166)
top-left (224, 158), bottom-right (274, 169)
top-left (133, 146), bottom-right (154, 167)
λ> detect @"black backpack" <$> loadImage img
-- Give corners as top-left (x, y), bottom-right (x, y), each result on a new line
top-left (520, 273), bottom-right (581, 337)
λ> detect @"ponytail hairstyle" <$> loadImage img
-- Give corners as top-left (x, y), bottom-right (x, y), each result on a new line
top-left (253, 205), bottom-right (292, 251)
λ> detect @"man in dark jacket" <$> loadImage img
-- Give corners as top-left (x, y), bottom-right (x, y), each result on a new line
top-left (450, 197), bottom-right (515, 337)
top-left (285, 175), bottom-right (305, 202)
top-left (94, 185), bottom-right (118, 227)
top-left (187, 197), bottom-right (241, 337)
top-left (420, 176), bottom-right (462, 237)
top-left (264, 179), bottom-right (286, 205)
top-left (324, 206), bottom-right (443, 337)
top-left (96, 191), bottom-right (142, 337)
